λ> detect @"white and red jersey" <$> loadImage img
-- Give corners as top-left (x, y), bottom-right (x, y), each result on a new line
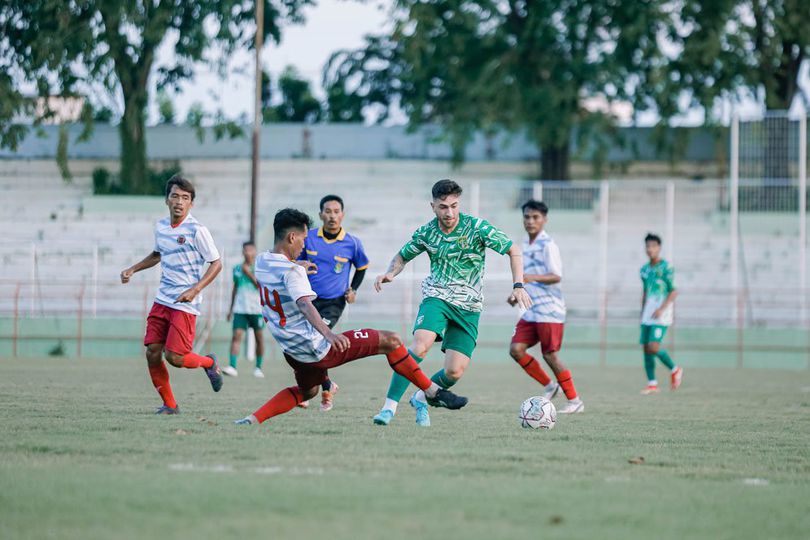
top-left (153, 214), bottom-right (220, 316)
top-left (255, 252), bottom-right (330, 363)
top-left (521, 231), bottom-right (566, 324)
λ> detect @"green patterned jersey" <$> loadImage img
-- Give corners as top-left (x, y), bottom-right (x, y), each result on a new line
top-left (399, 213), bottom-right (513, 312)
top-left (640, 259), bottom-right (675, 326)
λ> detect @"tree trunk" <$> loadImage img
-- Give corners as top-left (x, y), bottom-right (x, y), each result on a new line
top-left (119, 88), bottom-right (149, 194)
top-left (540, 142), bottom-right (570, 181)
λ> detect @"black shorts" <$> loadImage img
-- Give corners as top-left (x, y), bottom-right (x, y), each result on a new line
top-left (312, 297), bottom-right (346, 329)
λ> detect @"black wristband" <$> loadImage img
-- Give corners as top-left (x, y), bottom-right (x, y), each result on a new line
top-left (513, 282), bottom-right (524, 289)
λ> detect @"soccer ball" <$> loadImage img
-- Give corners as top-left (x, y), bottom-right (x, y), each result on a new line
top-left (519, 396), bottom-right (556, 429)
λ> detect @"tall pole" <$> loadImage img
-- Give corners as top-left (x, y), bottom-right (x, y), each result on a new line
top-left (730, 113), bottom-right (740, 324)
top-left (799, 114), bottom-right (807, 323)
top-left (249, 0), bottom-right (264, 243)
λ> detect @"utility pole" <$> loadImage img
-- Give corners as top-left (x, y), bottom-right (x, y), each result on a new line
top-left (249, 0), bottom-right (264, 243)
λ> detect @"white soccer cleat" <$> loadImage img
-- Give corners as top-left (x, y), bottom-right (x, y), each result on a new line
top-left (558, 399), bottom-right (584, 414)
top-left (221, 366), bottom-right (238, 377)
top-left (641, 384), bottom-right (660, 395)
top-left (543, 382), bottom-right (560, 401)
top-left (253, 368), bottom-right (265, 378)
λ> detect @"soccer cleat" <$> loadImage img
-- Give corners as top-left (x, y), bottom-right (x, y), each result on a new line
top-left (671, 367), bottom-right (683, 390)
top-left (320, 382), bottom-right (339, 412)
top-left (297, 400), bottom-right (310, 409)
top-left (204, 354), bottom-right (223, 392)
top-left (558, 399), bottom-right (584, 414)
top-left (221, 365), bottom-right (238, 377)
top-left (409, 394), bottom-right (431, 427)
top-left (641, 384), bottom-right (660, 395)
top-left (373, 409), bottom-right (395, 426)
top-left (425, 388), bottom-right (468, 410)
top-left (234, 416), bottom-right (254, 425)
top-left (253, 368), bottom-right (265, 379)
top-left (155, 405), bottom-right (179, 415)
top-left (543, 382), bottom-right (560, 401)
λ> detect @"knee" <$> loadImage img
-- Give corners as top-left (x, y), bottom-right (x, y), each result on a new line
top-left (444, 365), bottom-right (465, 381)
top-left (542, 352), bottom-right (564, 372)
top-left (379, 331), bottom-right (403, 353)
top-left (410, 342), bottom-right (430, 359)
top-left (145, 346), bottom-right (163, 365)
top-left (509, 344), bottom-right (527, 361)
top-left (301, 386), bottom-right (319, 401)
top-left (164, 351), bottom-right (183, 367)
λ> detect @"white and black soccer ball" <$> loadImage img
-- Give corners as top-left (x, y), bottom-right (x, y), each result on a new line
top-left (519, 396), bottom-right (556, 429)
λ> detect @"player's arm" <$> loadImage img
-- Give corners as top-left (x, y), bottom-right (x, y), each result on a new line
top-left (227, 274), bottom-right (237, 321)
top-left (120, 251), bottom-right (160, 284)
top-left (296, 295), bottom-right (350, 352)
top-left (176, 259), bottom-right (223, 303)
top-left (525, 241), bottom-right (562, 284)
top-left (344, 268), bottom-right (366, 304)
top-left (241, 262), bottom-right (260, 288)
top-left (652, 267), bottom-right (677, 319)
top-left (506, 243), bottom-right (532, 310)
top-left (346, 237), bottom-right (370, 302)
top-left (374, 253), bottom-right (407, 292)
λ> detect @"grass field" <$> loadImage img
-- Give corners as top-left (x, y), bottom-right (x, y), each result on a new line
top-left (1, 356), bottom-right (809, 540)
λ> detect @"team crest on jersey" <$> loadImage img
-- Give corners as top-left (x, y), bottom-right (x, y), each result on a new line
top-left (177, 235), bottom-right (186, 245)
top-left (457, 235), bottom-right (470, 249)
top-left (333, 262), bottom-right (344, 273)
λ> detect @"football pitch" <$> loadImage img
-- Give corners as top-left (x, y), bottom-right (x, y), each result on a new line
top-left (1, 356), bottom-right (809, 540)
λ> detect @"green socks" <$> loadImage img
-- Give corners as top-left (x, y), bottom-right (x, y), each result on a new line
top-left (385, 349), bottom-right (423, 401)
top-left (229, 354), bottom-right (238, 369)
top-left (431, 368), bottom-right (457, 389)
top-left (657, 350), bottom-right (675, 370)
top-left (644, 353), bottom-right (656, 382)
top-left (255, 355), bottom-right (263, 369)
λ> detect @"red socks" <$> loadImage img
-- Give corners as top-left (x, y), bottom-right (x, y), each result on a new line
top-left (180, 352), bottom-right (214, 369)
top-left (148, 362), bottom-right (177, 408)
top-left (516, 354), bottom-right (552, 386)
top-left (557, 369), bottom-right (578, 399)
top-left (386, 345), bottom-right (432, 391)
top-left (253, 386), bottom-right (305, 423)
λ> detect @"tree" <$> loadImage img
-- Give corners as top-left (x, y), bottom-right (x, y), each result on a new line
top-left (670, 0), bottom-right (810, 180)
top-left (263, 66), bottom-right (323, 123)
top-left (157, 91), bottom-right (175, 125)
top-left (325, 0), bottom-right (668, 179)
top-left (0, 1), bottom-right (311, 193)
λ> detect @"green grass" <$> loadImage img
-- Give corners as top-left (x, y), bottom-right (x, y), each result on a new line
top-left (1, 356), bottom-right (809, 540)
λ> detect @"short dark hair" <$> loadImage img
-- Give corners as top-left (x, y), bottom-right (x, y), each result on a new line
top-left (165, 174), bottom-right (195, 200)
top-left (274, 208), bottom-right (312, 243)
top-left (645, 233), bottom-right (662, 245)
top-left (432, 179), bottom-right (463, 200)
top-left (521, 200), bottom-right (548, 215)
top-left (242, 241), bottom-right (255, 249)
top-left (319, 194), bottom-right (344, 211)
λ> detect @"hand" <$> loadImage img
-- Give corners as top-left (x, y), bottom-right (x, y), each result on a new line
top-left (507, 295), bottom-right (518, 307)
top-left (344, 288), bottom-right (356, 304)
top-left (175, 287), bottom-right (200, 303)
top-left (120, 268), bottom-right (134, 284)
top-left (652, 308), bottom-right (663, 320)
top-left (508, 288), bottom-right (532, 310)
top-left (326, 331), bottom-right (350, 352)
top-left (226, 311), bottom-right (233, 322)
top-left (296, 260), bottom-right (318, 275)
top-left (374, 273), bottom-right (394, 292)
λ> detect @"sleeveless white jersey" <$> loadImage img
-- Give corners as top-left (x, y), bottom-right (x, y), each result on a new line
top-left (153, 214), bottom-right (220, 316)
top-left (255, 252), bottom-right (330, 363)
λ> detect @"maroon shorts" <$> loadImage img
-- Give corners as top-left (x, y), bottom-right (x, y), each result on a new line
top-left (511, 320), bottom-right (564, 353)
top-left (285, 329), bottom-right (381, 389)
top-left (143, 302), bottom-right (197, 355)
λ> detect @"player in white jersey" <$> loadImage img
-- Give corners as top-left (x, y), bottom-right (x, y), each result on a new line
top-left (120, 175), bottom-right (224, 414)
top-left (508, 200), bottom-right (584, 414)
top-left (234, 209), bottom-right (468, 426)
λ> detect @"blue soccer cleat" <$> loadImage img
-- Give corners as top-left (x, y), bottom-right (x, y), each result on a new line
top-left (409, 394), bottom-right (431, 427)
top-left (234, 416), bottom-right (254, 425)
top-left (204, 354), bottom-right (223, 392)
top-left (372, 409), bottom-right (394, 426)
top-left (155, 405), bottom-right (179, 415)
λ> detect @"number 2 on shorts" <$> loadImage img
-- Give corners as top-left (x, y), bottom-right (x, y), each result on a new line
top-left (353, 330), bottom-right (368, 340)
top-left (261, 287), bottom-right (286, 327)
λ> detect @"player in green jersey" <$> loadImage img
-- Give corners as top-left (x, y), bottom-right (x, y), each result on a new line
top-left (639, 233), bottom-right (682, 394)
top-left (224, 241), bottom-right (266, 378)
top-left (372, 179), bottom-right (532, 426)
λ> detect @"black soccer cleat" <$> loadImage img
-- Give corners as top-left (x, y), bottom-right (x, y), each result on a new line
top-left (425, 388), bottom-right (468, 410)
top-left (204, 354), bottom-right (223, 392)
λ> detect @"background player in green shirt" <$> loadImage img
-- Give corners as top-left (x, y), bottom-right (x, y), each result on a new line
top-left (372, 179), bottom-right (532, 426)
top-left (639, 233), bottom-right (683, 394)
top-left (224, 241), bottom-right (266, 378)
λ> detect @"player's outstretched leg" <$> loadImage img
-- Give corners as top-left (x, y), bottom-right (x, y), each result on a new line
top-left (236, 386), bottom-right (312, 425)
top-left (164, 350), bottom-right (223, 392)
top-left (373, 330), bottom-right (434, 425)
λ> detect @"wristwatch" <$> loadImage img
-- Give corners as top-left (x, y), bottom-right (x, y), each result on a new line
top-left (512, 282), bottom-right (524, 289)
